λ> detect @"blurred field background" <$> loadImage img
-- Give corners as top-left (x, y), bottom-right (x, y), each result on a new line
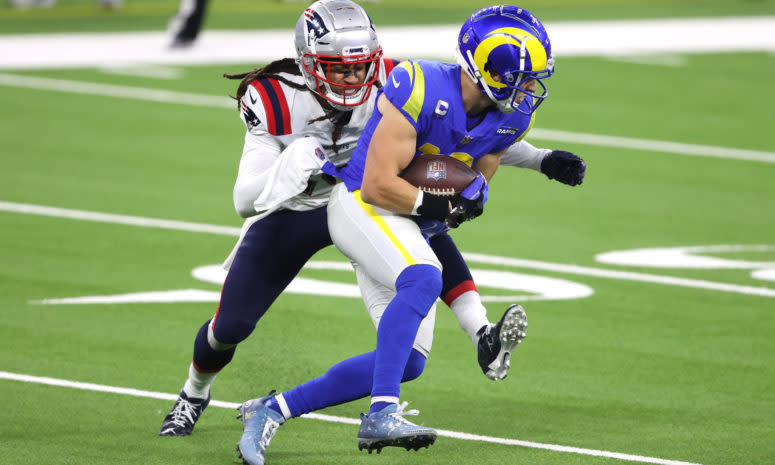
top-left (3, 0), bottom-right (775, 32)
top-left (1, 1), bottom-right (774, 464)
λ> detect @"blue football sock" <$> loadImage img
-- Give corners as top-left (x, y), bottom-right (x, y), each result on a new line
top-left (278, 349), bottom-right (426, 418)
top-left (370, 264), bottom-right (441, 414)
top-left (265, 397), bottom-right (283, 417)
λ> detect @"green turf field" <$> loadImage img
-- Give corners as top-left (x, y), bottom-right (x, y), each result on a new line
top-left (1, 2), bottom-right (775, 465)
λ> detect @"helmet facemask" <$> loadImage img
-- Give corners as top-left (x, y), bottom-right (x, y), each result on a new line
top-left (298, 46), bottom-right (382, 109)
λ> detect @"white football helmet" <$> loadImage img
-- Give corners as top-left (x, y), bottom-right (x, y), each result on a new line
top-left (294, 0), bottom-right (383, 110)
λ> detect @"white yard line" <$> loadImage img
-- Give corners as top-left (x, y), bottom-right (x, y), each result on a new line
top-left (0, 370), bottom-right (703, 465)
top-left (527, 129), bottom-right (775, 164)
top-left (0, 201), bottom-right (240, 235)
top-left (2, 200), bottom-right (774, 299)
top-left (2, 71), bottom-right (774, 163)
top-left (0, 72), bottom-right (234, 108)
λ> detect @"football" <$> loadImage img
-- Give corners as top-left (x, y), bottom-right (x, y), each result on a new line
top-left (399, 154), bottom-right (477, 197)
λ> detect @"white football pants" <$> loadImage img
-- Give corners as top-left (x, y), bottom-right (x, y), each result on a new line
top-left (328, 183), bottom-right (440, 356)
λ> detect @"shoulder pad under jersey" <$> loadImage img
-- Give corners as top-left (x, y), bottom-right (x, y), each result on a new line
top-left (382, 60), bottom-right (427, 130)
top-left (239, 77), bottom-right (293, 136)
top-left (378, 58), bottom-right (400, 85)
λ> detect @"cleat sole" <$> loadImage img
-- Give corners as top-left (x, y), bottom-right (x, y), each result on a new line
top-left (485, 304), bottom-right (528, 380)
top-left (358, 433), bottom-right (436, 453)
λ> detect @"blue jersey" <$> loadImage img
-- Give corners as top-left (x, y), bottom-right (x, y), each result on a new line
top-left (341, 59), bottom-right (535, 191)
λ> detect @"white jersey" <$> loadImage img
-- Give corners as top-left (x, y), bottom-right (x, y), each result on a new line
top-left (232, 59), bottom-right (398, 216)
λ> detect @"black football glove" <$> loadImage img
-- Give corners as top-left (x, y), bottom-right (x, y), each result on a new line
top-left (540, 150), bottom-right (586, 186)
top-left (445, 173), bottom-right (488, 229)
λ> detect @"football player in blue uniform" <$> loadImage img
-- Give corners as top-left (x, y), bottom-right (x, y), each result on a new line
top-left (331, 4), bottom-right (578, 453)
top-left (234, 4), bottom-right (586, 461)
top-left (160, 2), bottom-right (585, 452)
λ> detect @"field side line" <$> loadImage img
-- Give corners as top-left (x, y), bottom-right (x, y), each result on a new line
top-left (463, 252), bottom-right (775, 298)
top-left (0, 72), bottom-right (234, 109)
top-left (0, 201), bottom-right (241, 236)
top-left (1, 72), bottom-right (774, 163)
top-left (3, 200), bottom-right (775, 299)
top-left (0, 371), bottom-right (703, 465)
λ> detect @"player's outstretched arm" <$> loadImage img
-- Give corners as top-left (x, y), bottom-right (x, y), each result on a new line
top-left (499, 140), bottom-right (587, 186)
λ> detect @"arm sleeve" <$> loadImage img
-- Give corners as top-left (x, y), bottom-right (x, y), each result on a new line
top-left (232, 131), bottom-right (282, 218)
top-left (498, 139), bottom-right (552, 171)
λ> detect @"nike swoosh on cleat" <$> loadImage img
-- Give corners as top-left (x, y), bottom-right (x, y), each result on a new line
top-left (392, 75), bottom-right (400, 88)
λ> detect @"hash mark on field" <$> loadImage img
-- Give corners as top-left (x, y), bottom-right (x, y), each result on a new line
top-left (0, 371), bottom-right (704, 465)
top-left (1, 72), bottom-right (774, 163)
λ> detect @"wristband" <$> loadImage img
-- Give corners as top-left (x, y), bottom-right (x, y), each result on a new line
top-left (411, 190), bottom-right (424, 215)
top-left (415, 191), bottom-right (449, 221)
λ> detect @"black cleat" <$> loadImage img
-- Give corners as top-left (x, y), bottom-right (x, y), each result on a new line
top-left (158, 390), bottom-right (210, 436)
top-left (477, 304), bottom-right (528, 380)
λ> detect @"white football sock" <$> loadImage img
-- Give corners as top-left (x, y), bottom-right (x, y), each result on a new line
top-left (449, 290), bottom-right (490, 347)
top-left (182, 363), bottom-right (217, 399)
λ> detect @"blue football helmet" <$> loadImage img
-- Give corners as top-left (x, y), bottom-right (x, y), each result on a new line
top-left (456, 5), bottom-right (555, 115)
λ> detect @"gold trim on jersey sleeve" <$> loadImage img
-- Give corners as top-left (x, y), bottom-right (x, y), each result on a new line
top-left (397, 61), bottom-right (426, 125)
top-left (516, 113), bottom-right (536, 142)
top-left (450, 153), bottom-right (475, 166)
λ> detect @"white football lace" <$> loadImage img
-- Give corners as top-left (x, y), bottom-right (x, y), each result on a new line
top-left (260, 417), bottom-right (281, 448)
top-left (167, 399), bottom-right (196, 428)
top-left (388, 401), bottom-right (421, 424)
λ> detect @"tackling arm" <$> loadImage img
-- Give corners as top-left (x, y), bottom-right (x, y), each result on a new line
top-left (500, 139), bottom-right (586, 186)
top-left (233, 132), bottom-right (282, 218)
top-left (499, 139), bottom-right (551, 171)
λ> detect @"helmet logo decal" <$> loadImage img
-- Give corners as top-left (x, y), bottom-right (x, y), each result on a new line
top-left (304, 8), bottom-right (330, 44)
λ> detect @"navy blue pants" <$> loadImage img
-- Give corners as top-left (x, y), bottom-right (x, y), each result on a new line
top-left (192, 207), bottom-right (475, 371)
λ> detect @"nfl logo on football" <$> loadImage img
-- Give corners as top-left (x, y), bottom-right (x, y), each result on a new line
top-left (426, 160), bottom-right (446, 181)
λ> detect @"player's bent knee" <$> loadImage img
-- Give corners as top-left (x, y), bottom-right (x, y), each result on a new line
top-left (205, 320), bottom-right (238, 350)
top-left (396, 264), bottom-right (443, 315)
top-left (401, 349), bottom-right (427, 382)
top-left (211, 317), bottom-right (256, 346)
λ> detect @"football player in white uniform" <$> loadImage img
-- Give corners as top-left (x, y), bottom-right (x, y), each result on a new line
top-left (158, 2), bottom-right (585, 462)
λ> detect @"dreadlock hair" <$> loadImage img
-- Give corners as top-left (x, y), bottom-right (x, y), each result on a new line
top-left (224, 57), bottom-right (357, 155)
top-left (224, 58), bottom-right (305, 105)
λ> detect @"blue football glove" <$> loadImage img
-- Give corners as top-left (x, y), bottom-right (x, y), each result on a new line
top-left (445, 172), bottom-right (489, 229)
top-left (540, 150), bottom-right (586, 186)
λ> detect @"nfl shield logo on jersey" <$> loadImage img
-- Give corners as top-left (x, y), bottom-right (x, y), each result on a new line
top-left (427, 160), bottom-right (446, 181)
